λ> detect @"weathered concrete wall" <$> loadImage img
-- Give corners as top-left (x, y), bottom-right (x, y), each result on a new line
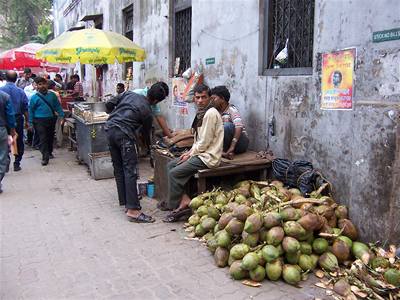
top-left (267, 0), bottom-right (400, 244)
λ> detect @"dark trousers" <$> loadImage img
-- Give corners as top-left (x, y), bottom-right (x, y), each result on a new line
top-left (33, 117), bottom-right (56, 162)
top-left (0, 127), bottom-right (9, 183)
top-left (223, 122), bottom-right (249, 154)
top-left (107, 127), bottom-right (141, 210)
top-left (14, 115), bottom-right (24, 166)
top-left (26, 128), bottom-right (40, 147)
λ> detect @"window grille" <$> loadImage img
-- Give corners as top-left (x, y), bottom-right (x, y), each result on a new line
top-left (174, 7), bottom-right (192, 74)
top-left (265, 0), bottom-right (314, 71)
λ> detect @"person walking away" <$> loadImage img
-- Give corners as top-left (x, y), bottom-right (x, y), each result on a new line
top-left (0, 72), bottom-right (6, 88)
top-left (210, 85), bottom-right (249, 160)
top-left (0, 91), bottom-right (16, 193)
top-left (105, 82), bottom-right (169, 223)
top-left (0, 71), bottom-right (29, 171)
top-left (29, 77), bottom-right (65, 166)
top-left (23, 82), bottom-right (40, 148)
top-left (163, 84), bottom-right (224, 222)
top-left (16, 68), bottom-right (33, 89)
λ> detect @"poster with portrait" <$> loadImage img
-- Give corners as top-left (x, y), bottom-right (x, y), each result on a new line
top-left (321, 48), bottom-right (356, 110)
top-left (172, 77), bottom-right (188, 108)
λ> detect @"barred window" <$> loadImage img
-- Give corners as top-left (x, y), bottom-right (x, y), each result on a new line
top-left (262, 0), bottom-right (315, 75)
top-left (174, 2), bottom-right (192, 75)
top-left (123, 4), bottom-right (133, 80)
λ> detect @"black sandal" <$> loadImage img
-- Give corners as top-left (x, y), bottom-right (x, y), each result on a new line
top-left (162, 208), bottom-right (192, 223)
top-left (127, 213), bottom-right (155, 223)
top-left (157, 201), bottom-right (172, 211)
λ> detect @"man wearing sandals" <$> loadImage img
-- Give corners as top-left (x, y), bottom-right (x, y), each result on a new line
top-left (105, 82), bottom-right (168, 223)
top-left (163, 84), bottom-right (224, 222)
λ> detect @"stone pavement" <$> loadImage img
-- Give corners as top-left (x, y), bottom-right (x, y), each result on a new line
top-left (1, 148), bottom-right (328, 300)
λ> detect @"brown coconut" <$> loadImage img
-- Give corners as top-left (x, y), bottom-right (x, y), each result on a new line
top-left (314, 205), bottom-right (335, 219)
top-left (224, 202), bottom-right (239, 212)
top-left (263, 212), bottom-right (282, 229)
top-left (338, 219), bottom-right (358, 240)
top-left (327, 214), bottom-right (338, 228)
top-left (335, 205), bottom-right (348, 219)
top-left (225, 218), bottom-right (244, 235)
top-left (297, 213), bottom-right (321, 231)
top-left (218, 212), bottom-right (234, 229)
top-left (331, 239), bottom-right (350, 263)
top-left (233, 204), bottom-right (252, 222)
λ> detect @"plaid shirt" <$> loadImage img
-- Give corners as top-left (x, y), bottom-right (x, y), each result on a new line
top-left (73, 81), bottom-right (83, 97)
top-left (221, 104), bottom-right (247, 134)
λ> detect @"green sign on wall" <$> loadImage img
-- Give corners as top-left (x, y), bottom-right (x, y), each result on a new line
top-left (205, 57), bottom-right (215, 65)
top-left (373, 28), bottom-right (400, 43)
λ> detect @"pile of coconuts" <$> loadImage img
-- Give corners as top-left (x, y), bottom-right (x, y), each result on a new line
top-left (185, 180), bottom-right (400, 298)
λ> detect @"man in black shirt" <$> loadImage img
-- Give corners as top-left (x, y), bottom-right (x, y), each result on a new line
top-left (105, 82), bottom-right (168, 223)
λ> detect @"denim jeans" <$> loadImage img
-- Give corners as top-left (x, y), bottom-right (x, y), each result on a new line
top-left (0, 126), bottom-right (9, 183)
top-left (107, 126), bottom-right (141, 210)
top-left (223, 122), bottom-right (249, 153)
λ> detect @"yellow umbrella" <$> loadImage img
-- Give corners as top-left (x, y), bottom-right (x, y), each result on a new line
top-left (36, 28), bottom-right (146, 64)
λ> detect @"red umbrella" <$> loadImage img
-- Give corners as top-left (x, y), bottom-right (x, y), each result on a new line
top-left (0, 43), bottom-right (45, 70)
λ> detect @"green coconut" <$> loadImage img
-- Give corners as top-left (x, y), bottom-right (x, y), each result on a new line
top-left (216, 230), bottom-right (231, 248)
top-left (207, 237), bottom-right (218, 253)
top-left (298, 254), bottom-right (314, 271)
top-left (241, 252), bottom-right (260, 271)
top-left (215, 193), bottom-right (228, 205)
top-left (228, 254), bottom-right (235, 266)
top-left (283, 221), bottom-right (306, 239)
top-left (214, 224), bottom-right (220, 234)
top-left (234, 194), bottom-right (247, 204)
top-left (352, 241), bottom-right (371, 264)
top-left (280, 207), bottom-right (301, 221)
top-left (312, 238), bottom-right (329, 254)
top-left (195, 224), bottom-right (207, 237)
top-left (207, 206), bottom-right (220, 220)
top-left (225, 218), bottom-right (244, 236)
top-left (266, 259), bottom-right (283, 281)
top-left (337, 236), bottom-right (353, 248)
top-left (318, 252), bottom-right (339, 272)
top-left (285, 251), bottom-right (301, 265)
top-left (214, 247), bottom-right (229, 267)
top-left (249, 265), bottom-right (266, 282)
top-left (188, 214), bottom-right (200, 226)
top-left (310, 254), bottom-right (319, 269)
top-left (298, 230), bottom-right (314, 242)
top-left (370, 257), bottom-right (390, 269)
top-left (229, 260), bottom-right (249, 280)
top-left (266, 226), bottom-right (285, 246)
top-left (259, 227), bottom-right (268, 242)
top-left (282, 264), bottom-right (301, 285)
top-left (189, 196), bottom-right (204, 209)
top-left (218, 212), bottom-right (234, 229)
top-left (201, 217), bottom-right (216, 232)
top-left (263, 212), bottom-right (282, 229)
top-left (335, 205), bottom-right (348, 219)
top-left (261, 245), bottom-right (280, 263)
top-left (276, 244), bottom-right (285, 256)
top-left (384, 269), bottom-right (400, 287)
top-left (233, 204), bottom-right (252, 222)
top-left (282, 237), bottom-right (300, 254)
top-left (300, 242), bottom-right (313, 255)
top-left (242, 231), bottom-right (260, 247)
top-left (230, 243), bottom-right (250, 260)
top-left (244, 212), bottom-right (263, 233)
top-left (200, 215), bottom-right (208, 222)
top-left (257, 250), bottom-right (266, 266)
top-left (196, 205), bottom-right (208, 217)
top-left (332, 228), bottom-right (342, 235)
top-left (203, 232), bottom-right (213, 241)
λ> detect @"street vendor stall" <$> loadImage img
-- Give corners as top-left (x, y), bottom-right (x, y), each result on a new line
top-left (36, 28), bottom-right (146, 180)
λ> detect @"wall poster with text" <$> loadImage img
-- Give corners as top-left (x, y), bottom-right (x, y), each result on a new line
top-left (321, 48), bottom-right (356, 110)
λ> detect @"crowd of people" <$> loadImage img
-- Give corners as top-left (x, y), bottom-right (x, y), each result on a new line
top-left (1, 69), bottom-right (250, 225)
top-left (0, 68), bottom-right (86, 192)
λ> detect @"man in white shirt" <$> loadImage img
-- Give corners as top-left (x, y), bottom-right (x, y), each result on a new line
top-left (163, 84), bottom-right (224, 222)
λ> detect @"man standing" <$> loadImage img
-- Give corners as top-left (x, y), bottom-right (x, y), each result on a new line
top-left (16, 68), bottom-right (33, 89)
top-left (163, 84), bottom-right (224, 222)
top-left (68, 74), bottom-right (84, 101)
top-left (0, 71), bottom-right (29, 171)
top-left (105, 82), bottom-right (168, 223)
top-left (29, 77), bottom-right (65, 166)
top-left (0, 91), bottom-right (16, 193)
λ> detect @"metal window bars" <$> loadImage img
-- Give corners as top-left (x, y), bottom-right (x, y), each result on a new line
top-left (175, 7), bottom-right (192, 74)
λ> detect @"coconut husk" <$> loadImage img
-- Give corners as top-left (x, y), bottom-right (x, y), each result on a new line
top-left (332, 239), bottom-right (350, 263)
top-left (298, 213), bottom-right (321, 231)
top-left (338, 219), bottom-right (358, 241)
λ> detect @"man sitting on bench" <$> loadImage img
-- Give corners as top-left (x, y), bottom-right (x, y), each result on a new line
top-left (162, 84), bottom-right (224, 222)
top-left (211, 85), bottom-right (249, 160)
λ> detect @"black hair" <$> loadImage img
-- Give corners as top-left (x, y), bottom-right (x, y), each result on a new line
top-left (5, 71), bottom-right (17, 82)
top-left (55, 74), bottom-right (62, 80)
top-left (24, 68), bottom-right (32, 74)
top-left (0, 71), bottom-right (5, 80)
top-left (148, 81), bottom-right (169, 103)
top-left (34, 76), bottom-right (47, 84)
top-left (48, 80), bottom-right (56, 89)
top-left (210, 85), bottom-right (230, 102)
top-left (116, 83), bottom-right (125, 88)
top-left (193, 83), bottom-right (211, 96)
top-left (333, 71), bottom-right (342, 80)
top-left (31, 74), bottom-right (37, 79)
top-left (72, 74), bottom-right (80, 81)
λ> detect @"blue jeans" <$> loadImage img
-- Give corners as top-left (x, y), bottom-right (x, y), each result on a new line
top-left (223, 122), bottom-right (249, 153)
top-left (0, 126), bottom-right (9, 183)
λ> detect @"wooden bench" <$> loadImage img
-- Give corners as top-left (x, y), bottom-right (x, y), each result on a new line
top-left (153, 150), bottom-right (271, 203)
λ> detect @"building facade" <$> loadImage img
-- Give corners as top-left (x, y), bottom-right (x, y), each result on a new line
top-left (53, 0), bottom-right (400, 244)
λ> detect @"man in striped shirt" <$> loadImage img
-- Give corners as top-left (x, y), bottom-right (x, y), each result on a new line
top-left (211, 85), bottom-right (249, 160)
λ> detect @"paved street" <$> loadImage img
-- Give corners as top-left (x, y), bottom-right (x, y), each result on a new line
top-left (1, 148), bottom-right (326, 300)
